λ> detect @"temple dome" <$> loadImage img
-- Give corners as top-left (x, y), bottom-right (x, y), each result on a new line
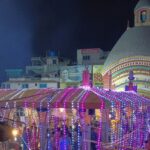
top-left (135, 0), bottom-right (150, 10)
top-left (103, 26), bottom-right (150, 74)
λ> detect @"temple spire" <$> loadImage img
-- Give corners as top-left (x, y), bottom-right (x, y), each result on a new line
top-left (125, 70), bottom-right (137, 92)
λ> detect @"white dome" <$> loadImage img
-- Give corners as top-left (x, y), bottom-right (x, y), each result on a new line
top-left (103, 26), bottom-right (150, 74)
top-left (135, 0), bottom-right (150, 10)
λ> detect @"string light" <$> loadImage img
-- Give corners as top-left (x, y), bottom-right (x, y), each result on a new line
top-left (80, 91), bottom-right (89, 150)
top-left (72, 89), bottom-right (86, 150)
top-left (24, 100), bottom-right (31, 150)
top-left (0, 88), bottom-right (149, 149)
top-left (54, 88), bottom-right (69, 150)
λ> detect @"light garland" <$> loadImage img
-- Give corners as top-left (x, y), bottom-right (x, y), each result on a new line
top-left (0, 88), bottom-right (149, 149)
top-left (24, 100), bottom-right (31, 150)
top-left (72, 89), bottom-right (86, 150)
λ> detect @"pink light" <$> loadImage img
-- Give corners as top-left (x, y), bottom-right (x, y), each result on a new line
top-left (24, 101), bottom-right (31, 149)
top-left (54, 88), bottom-right (69, 149)
top-left (63, 88), bottom-right (73, 150)
top-left (80, 91), bottom-right (89, 150)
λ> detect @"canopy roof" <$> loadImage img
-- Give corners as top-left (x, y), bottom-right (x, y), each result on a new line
top-left (0, 87), bottom-right (149, 109)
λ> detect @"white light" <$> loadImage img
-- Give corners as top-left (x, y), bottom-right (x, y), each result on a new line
top-left (59, 108), bottom-right (64, 112)
top-left (14, 137), bottom-right (17, 141)
top-left (80, 85), bottom-right (91, 90)
top-left (109, 114), bottom-right (112, 119)
top-left (12, 128), bottom-right (18, 137)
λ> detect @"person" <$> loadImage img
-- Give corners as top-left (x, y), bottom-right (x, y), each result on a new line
top-left (91, 127), bottom-right (97, 150)
top-left (59, 131), bottom-right (71, 150)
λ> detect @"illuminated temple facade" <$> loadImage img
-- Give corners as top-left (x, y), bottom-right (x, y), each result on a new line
top-left (102, 0), bottom-right (150, 97)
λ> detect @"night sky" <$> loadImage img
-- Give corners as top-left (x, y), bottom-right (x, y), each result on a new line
top-left (0, 0), bottom-right (138, 82)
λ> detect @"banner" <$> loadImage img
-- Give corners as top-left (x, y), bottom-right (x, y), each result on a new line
top-left (93, 65), bottom-right (103, 87)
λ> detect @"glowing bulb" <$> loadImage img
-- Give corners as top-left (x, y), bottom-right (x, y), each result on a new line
top-left (80, 85), bottom-right (91, 90)
top-left (60, 108), bottom-right (64, 112)
top-left (109, 114), bottom-right (112, 119)
top-left (12, 128), bottom-right (18, 137)
top-left (14, 137), bottom-right (17, 141)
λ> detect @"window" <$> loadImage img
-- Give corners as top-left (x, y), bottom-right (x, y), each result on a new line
top-left (22, 84), bottom-right (28, 88)
top-left (39, 83), bottom-right (47, 88)
top-left (53, 59), bottom-right (57, 64)
top-left (83, 55), bottom-right (90, 60)
top-left (140, 10), bottom-right (147, 23)
top-left (6, 84), bottom-right (10, 89)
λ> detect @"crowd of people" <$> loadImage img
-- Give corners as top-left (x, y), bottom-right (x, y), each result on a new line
top-left (44, 123), bottom-right (98, 150)
top-left (21, 118), bottom-right (99, 150)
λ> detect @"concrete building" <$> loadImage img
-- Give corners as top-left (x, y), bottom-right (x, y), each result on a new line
top-left (77, 48), bottom-right (109, 65)
top-left (1, 51), bottom-right (70, 89)
top-left (1, 48), bottom-right (109, 89)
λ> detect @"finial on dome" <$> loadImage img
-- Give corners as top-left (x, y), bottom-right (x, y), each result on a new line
top-left (125, 70), bottom-right (137, 92)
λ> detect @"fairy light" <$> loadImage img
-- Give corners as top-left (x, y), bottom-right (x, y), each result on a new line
top-left (114, 92), bottom-right (132, 148)
top-left (71, 101), bottom-right (75, 149)
top-left (31, 102), bottom-right (36, 150)
top-left (72, 89), bottom-right (86, 150)
top-left (62, 88), bottom-right (74, 150)
top-left (128, 95), bottom-right (135, 148)
top-left (47, 129), bottom-right (51, 150)
top-left (80, 90), bottom-right (89, 150)
top-left (68, 89), bottom-right (77, 149)
top-left (0, 87), bottom-right (150, 149)
top-left (137, 102), bottom-right (144, 148)
top-left (24, 100), bottom-right (31, 150)
top-left (44, 89), bottom-right (62, 150)
top-left (47, 99), bottom-right (50, 126)
top-left (45, 94), bottom-right (52, 150)
top-left (97, 99), bottom-right (104, 150)
top-left (110, 102), bottom-right (115, 144)
top-left (54, 88), bottom-right (69, 150)
top-left (13, 101), bottom-right (17, 131)
top-left (77, 101), bottom-right (81, 150)
top-left (46, 94), bottom-right (53, 150)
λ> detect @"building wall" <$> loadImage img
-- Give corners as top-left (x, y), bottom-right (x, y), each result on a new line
top-left (135, 8), bottom-right (150, 26)
top-left (103, 57), bottom-right (150, 97)
top-left (1, 81), bottom-right (58, 89)
top-left (77, 48), bottom-right (105, 65)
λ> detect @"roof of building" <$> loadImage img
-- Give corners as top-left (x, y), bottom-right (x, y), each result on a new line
top-left (0, 88), bottom-right (149, 107)
top-left (135, 0), bottom-right (150, 10)
top-left (103, 26), bottom-right (150, 73)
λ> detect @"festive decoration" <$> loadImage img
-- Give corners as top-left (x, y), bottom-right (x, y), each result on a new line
top-left (0, 87), bottom-right (149, 150)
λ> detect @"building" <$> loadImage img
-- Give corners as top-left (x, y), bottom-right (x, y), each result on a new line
top-left (77, 48), bottom-right (109, 65)
top-left (1, 48), bottom-right (108, 89)
top-left (1, 51), bottom-right (70, 89)
top-left (102, 0), bottom-right (150, 98)
top-left (26, 50), bottom-right (70, 77)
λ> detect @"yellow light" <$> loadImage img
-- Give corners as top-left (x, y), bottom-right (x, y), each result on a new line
top-left (12, 128), bottom-right (18, 137)
top-left (60, 108), bottom-right (64, 113)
